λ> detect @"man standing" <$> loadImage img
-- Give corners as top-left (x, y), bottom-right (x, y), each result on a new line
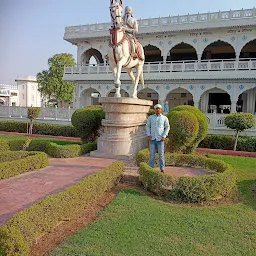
top-left (146, 104), bottom-right (170, 173)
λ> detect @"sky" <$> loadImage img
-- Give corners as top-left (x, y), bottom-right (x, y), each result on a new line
top-left (0, 0), bottom-right (255, 84)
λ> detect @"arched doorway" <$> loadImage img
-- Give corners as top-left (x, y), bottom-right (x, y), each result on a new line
top-left (107, 89), bottom-right (129, 98)
top-left (200, 88), bottom-right (231, 113)
top-left (167, 43), bottom-right (197, 61)
top-left (79, 88), bottom-right (101, 107)
top-left (138, 88), bottom-right (159, 106)
top-left (240, 39), bottom-right (256, 59)
top-left (165, 88), bottom-right (194, 109)
top-left (143, 45), bottom-right (163, 63)
top-left (81, 48), bottom-right (104, 65)
top-left (237, 87), bottom-right (256, 114)
top-left (201, 40), bottom-right (236, 60)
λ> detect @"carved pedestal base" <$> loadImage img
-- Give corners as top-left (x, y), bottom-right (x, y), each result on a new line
top-left (90, 97), bottom-right (153, 160)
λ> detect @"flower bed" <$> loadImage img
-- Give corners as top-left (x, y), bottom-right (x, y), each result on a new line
top-left (0, 161), bottom-right (124, 256)
top-left (0, 151), bottom-right (49, 179)
top-left (137, 149), bottom-right (236, 203)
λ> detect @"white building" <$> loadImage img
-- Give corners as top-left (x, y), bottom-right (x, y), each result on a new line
top-left (15, 76), bottom-right (42, 107)
top-left (63, 8), bottom-right (256, 117)
top-left (0, 84), bottom-right (19, 106)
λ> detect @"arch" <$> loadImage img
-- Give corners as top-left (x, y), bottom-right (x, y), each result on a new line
top-left (167, 42), bottom-right (198, 61)
top-left (0, 98), bottom-right (5, 106)
top-left (239, 39), bottom-right (256, 59)
top-left (107, 89), bottom-right (129, 98)
top-left (165, 87), bottom-right (194, 108)
top-left (236, 87), bottom-right (256, 114)
top-left (143, 45), bottom-right (163, 62)
top-left (199, 88), bottom-right (231, 113)
top-left (201, 40), bottom-right (236, 60)
top-left (138, 87), bottom-right (159, 106)
top-left (79, 87), bottom-right (101, 107)
top-left (80, 48), bottom-right (104, 65)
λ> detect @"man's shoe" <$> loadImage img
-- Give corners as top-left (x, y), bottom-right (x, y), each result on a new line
top-left (161, 170), bottom-right (165, 173)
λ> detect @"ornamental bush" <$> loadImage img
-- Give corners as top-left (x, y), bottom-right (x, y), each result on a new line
top-left (168, 105), bottom-right (208, 153)
top-left (0, 120), bottom-right (79, 137)
top-left (199, 134), bottom-right (256, 152)
top-left (46, 142), bottom-right (97, 158)
top-left (0, 140), bottom-right (10, 151)
top-left (0, 161), bottom-right (124, 256)
top-left (0, 151), bottom-right (49, 179)
top-left (137, 149), bottom-right (236, 203)
top-left (167, 110), bottom-right (199, 153)
top-left (27, 107), bottom-right (41, 134)
top-left (224, 112), bottom-right (255, 150)
top-left (71, 106), bottom-right (105, 142)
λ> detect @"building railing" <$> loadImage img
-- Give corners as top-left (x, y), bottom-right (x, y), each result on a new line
top-left (0, 84), bottom-right (18, 90)
top-left (65, 8), bottom-right (256, 35)
top-left (205, 113), bottom-right (256, 130)
top-left (64, 58), bottom-right (256, 75)
top-left (0, 106), bottom-right (75, 121)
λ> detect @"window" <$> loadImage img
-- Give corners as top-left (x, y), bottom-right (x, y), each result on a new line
top-left (11, 92), bottom-right (17, 96)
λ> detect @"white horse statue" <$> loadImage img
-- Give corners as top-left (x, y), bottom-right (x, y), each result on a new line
top-left (107, 0), bottom-right (145, 98)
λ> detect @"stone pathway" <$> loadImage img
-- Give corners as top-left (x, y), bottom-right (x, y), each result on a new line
top-left (0, 156), bottom-right (115, 225)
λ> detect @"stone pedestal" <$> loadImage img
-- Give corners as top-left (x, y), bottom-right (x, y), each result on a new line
top-left (90, 97), bottom-right (153, 160)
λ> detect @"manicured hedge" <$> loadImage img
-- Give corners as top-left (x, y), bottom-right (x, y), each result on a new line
top-left (0, 140), bottom-right (10, 151)
top-left (0, 120), bottom-right (79, 137)
top-left (199, 134), bottom-right (256, 152)
top-left (137, 149), bottom-right (236, 203)
top-left (3, 138), bottom-right (96, 158)
top-left (0, 151), bottom-right (49, 179)
top-left (46, 142), bottom-right (97, 158)
top-left (0, 161), bottom-right (125, 256)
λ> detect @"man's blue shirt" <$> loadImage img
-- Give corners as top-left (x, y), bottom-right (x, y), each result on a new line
top-left (146, 114), bottom-right (170, 141)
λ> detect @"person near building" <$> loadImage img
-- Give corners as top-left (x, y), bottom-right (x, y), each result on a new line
top-left (146, 104), bottom-right (170, 173)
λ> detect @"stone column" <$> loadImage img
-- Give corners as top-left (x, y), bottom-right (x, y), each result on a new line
top-left (90, 98), bottom-right (153, 160)
top-left (231, 101), bottom-right (237, 113)
top-left (194, 100), bottom-right (199, 109)
top-left (247, 88), bottom-right (256, 114)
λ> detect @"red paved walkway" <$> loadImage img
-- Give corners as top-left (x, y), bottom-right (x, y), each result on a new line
top-left (0, 156), bottom-right (115, 225)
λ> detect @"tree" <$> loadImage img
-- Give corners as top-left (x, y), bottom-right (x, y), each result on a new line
top-left (27, 107), bottom-right (41, 134)
top-left (224, 112), bottom-right (255, 151)
top-left (37, 53), bottom-right (75, 106)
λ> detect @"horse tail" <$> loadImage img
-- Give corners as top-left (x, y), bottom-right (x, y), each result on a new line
top-left (140, 69), bottom-right (144, 88)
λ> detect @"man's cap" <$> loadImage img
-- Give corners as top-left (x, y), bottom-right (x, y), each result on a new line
top-left (154, 104), bottom-right (162, 109)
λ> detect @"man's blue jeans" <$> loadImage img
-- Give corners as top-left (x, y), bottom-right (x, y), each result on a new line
top-left (149, 140), bottom-right (165, 171)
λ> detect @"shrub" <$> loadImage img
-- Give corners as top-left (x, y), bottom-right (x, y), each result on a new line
top-left (147, 109), bottom-right (155, 117)
top-left (0, 120), bottom-right (79, 137)
top-left (0, 151), bottom-right (49, 179)
top-left (71, 106), bottom-right (105, 142)
top-left (0, 161), bottom-right (124, 256)
top-left (27, 139), bottom-right (49, 152)
top-left (46, 142), bottom-right (97, 158)
top-left (168, 105), bottom-right (208, 153)
top-left (224, 112), bottom-right (255, 150)
top-left (137, 149), bottom-right (236, 203)
top-left (167, 110), bottom-right (199, 153)
top-left (27, 107), bottom-right (41, 134)
top-left (7, 139), bottom-right (27, 151)
top-left (0, 140), bottom-right (10, 151)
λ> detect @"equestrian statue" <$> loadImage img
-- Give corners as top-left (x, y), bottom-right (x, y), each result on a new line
top-left (107, 0), bottom-right (145, 98)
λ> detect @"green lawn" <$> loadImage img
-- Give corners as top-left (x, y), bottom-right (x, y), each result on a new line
top-left (0, 134), bottom-right (81, 146)
top-left (51, 155), bottom-right (256, 256)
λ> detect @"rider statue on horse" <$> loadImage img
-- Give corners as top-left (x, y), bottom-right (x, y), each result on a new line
top-left (122, 6), bottom-right (139, 59)
top-left (108, 0), bottom-right (145, 98)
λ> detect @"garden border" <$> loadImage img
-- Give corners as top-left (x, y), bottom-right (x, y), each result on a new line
top-left (137, 149), bottom-right (236, 203)
top-left (0, 161), bottom-right (125, 256)
top-left (0, 151), bottom-right (49, 179)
